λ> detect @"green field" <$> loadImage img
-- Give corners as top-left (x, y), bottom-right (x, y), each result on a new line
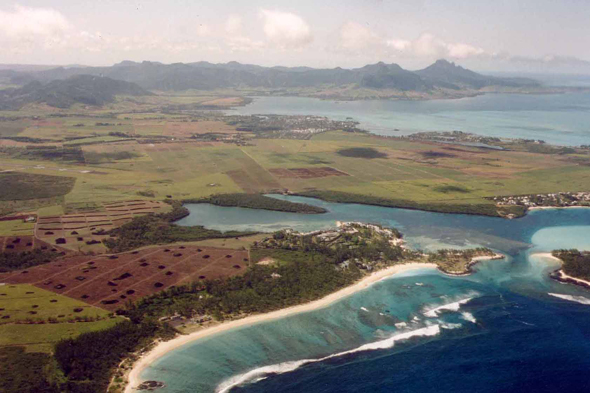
top-left (0, 104), bottom-right (589, 230)
top-left (0, 284), bottom-right (120, 352)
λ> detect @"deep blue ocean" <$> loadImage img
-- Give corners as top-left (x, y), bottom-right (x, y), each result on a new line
top-left (140, 197), bottom-right (590, 393)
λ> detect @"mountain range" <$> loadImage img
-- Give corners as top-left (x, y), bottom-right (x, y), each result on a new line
top-left (0, 75), bottom-right (151, 110)
top-left (0, 59), bottom-right (543, 108)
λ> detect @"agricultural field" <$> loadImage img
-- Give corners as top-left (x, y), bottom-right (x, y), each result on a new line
top-left (34, 200), bottom-right (169, 253)
top-left (0, 107), bottom-right (590, 235)
top-left (0, 283), bottom-right (120, 352)
top-left (0, 244), bottom-right (250, 311)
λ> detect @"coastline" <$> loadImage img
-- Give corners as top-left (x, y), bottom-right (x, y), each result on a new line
top-left (531, 252), bottom-right (590, 289)
top-left (438, 253), bottom-right (505, 276)
top-left (124, 262), bottom-right (437, 392)
top-left (528, 206), bottom-right (590, 211)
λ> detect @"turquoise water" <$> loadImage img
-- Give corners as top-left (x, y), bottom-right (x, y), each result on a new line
top-left (142, 198), bottom-right (590, 392)
top-left (229, 93), bottom-right (590, 146)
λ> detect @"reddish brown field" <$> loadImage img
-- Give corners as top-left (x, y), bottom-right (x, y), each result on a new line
top-left (0, 236), bottom-right (67, 254)
top-left (270, 166), bottom-right (349, 179)
top-left (0, 245), bottom-right (249, 311)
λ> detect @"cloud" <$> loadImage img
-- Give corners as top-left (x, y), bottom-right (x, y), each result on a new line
top-left (334, 22), bottom-right (485, 61)
top-left (338, 21), bottom-right (381, 51)
top-left (402, 34), bottom-right (484, 59)
top-left (195, 24), bottom-right (211, 37)
top-left (389, 33), bottom-right (485, 59)
top-left (386, 39), bottom-right (411, 52)
top-left (0, 5), bottom-right (72, 52)
top-left (225, 14), bottom-right (242, 35)
top-left (260, 9), bottom-right (312, 49)
top-left (226, 36), bottom-right (265, 52)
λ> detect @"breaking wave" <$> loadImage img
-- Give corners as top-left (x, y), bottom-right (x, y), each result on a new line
top-left (215, 325), bottom-right (441, 393)
top-left (423, 292), bottom-right (479, 318)
top-left (460, 312), bottom-right (477, 323)
top-left (549, 293), bottom-right (590, 305)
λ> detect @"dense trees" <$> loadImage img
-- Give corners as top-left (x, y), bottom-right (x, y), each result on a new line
top-left (0, 347), bottom-right (60, 393)
top-left (0, 248), bottom-right (62, 272)
top-left (123, 250), bottom-right (362, 322)
top-left (295, 190), bottom-right (526, 217)
top-left (54, 320), bottom-right (175, 393)
top-left (188, 194), bottom-right (327, 214)
top-left (104, 201), bottom-right (256, 252)
top-left (552, 249), bottom-right (590, 281)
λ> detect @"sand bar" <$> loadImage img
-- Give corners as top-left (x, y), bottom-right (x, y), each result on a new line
top-left (125, 262), bottom-right (437, 391)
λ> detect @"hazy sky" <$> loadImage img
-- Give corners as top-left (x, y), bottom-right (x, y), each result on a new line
top-left (2, 0), bottom-right (590, 72)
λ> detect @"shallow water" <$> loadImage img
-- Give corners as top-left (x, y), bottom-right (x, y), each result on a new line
top-left (142, 199), bottom-right (590, 392)
top-left (228, 93), bottom-right (590, 146)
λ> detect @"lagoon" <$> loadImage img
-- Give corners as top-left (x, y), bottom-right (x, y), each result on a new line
top-left (228, 93), bottom-right (590, 146)
top-left (142, 198), bottom-right (590, 392)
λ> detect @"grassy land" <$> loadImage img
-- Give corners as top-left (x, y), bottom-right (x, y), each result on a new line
top-left (0, 108), bottom-right (589, 227)
top-left (0, 220), bottom-right (35, 235)
top-left (0, 284), bottom-right (120, 352)
top-left (0, 172), bottom-right (75, 201)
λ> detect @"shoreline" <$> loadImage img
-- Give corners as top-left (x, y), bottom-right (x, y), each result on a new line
top-left (438, 253), bottom-right (505, 276)
top-left (531, 252), bottom-right (590, 289)
top-left (528, 206), bottom-right (590, 211)
top-left (124, 262), bottom-right (437, 392)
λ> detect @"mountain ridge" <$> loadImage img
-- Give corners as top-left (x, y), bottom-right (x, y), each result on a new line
top-left (0, 75), bottom-right (152, 109)
top-left (0, 59), bottom-right (541, 94)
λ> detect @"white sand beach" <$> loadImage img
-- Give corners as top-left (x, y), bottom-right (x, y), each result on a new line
top-left (531, 252), bottom-right (590, 287)
top-left (528, 206), bottom-right (590, 211)
top-left (125, 262), bottom-right (437, 392)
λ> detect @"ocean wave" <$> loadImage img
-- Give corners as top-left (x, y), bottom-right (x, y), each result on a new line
top-left (549, 293), bottom-right (590, 305)
top-left (440, 322), bottom-right (463, 330)
top-left (460, 312), bottom-right (477, 323)
top-left (215, 325), bottom-right (441, 393)
top-left (423, 293), bottom-right (479, 318)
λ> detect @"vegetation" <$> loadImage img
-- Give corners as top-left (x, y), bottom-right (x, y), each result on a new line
top-left (0, 248), bottom-right (62, 272)
top-left (125, 252), bottom-right (362, 322)
top-left (54, 320), bottom-right (175, 393)
top-left (295, 190), bottom-right (513, 217)
top-left (1, 59), bottom-right (540, 98)
top-left (84, 150), bottom-right (140, 164)
top-left (0, 347), bottom-right (61, 393)
top-left (189, 193), bottom-right (327, 214)
top-left (103, 201), bottom-right (256, 252)
top-left (337, 147), bottom-right (387, 159)
top-left (552, 249), bottom-right (590, 281)
top-left (11, 146), bottom-right (85, 162)
top-left (0, 172), bottom-right (75, 201)
top-left (433, 185), bottom-right (470, 194)
top-left (428, 248), bottom-right (497, 274)
top-left (0, 75), bottom-right (151, 109)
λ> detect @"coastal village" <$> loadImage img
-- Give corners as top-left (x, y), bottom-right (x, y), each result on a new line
top-left (490, 191), bottom-right (590, 209)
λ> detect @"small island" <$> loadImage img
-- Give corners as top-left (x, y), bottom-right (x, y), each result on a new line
top-left (548, 250), bottom-right (590, 289)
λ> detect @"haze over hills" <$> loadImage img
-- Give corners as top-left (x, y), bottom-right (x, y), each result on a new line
top-left (0, 59), bottom-right (540, 94)
top-left (0, 75), bottom-right (151, 109)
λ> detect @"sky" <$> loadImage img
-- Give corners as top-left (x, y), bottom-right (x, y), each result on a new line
top-left (1, 0), bottom-right (590, 73)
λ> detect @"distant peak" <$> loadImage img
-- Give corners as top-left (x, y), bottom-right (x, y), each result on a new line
top-left (433, 59), bottom-right (456, 67)
top-left (113, 60), bottom-right (138, 67)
